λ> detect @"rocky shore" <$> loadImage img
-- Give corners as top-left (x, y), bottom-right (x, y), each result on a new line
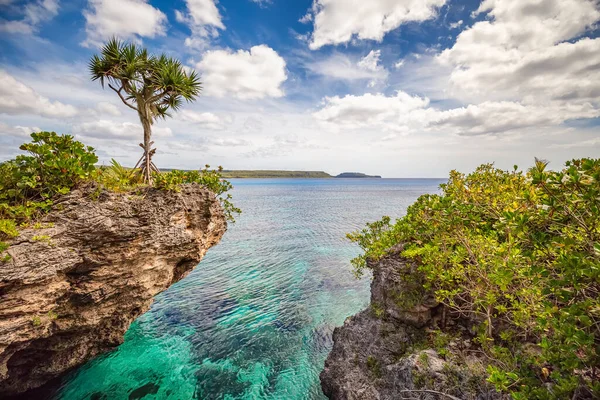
top-left (0, 184), bottom-right (226, 397)
top-left (320, 246), bottom-right (504, 400)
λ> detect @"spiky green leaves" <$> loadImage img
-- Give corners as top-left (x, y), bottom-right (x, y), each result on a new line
top-left (89, 37), bottom-right (201, 120)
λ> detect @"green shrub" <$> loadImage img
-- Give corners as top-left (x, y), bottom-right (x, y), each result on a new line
top-left (348, 159), bottom-right (600, 399)
top-left (153, 166), bottom-right (241, 222)
top-left (0, 132), bottom-right (98, 221)
top-left (96, 159), bottom-right (143, 192)
top-left (1, 133), bottom-right (239, 262)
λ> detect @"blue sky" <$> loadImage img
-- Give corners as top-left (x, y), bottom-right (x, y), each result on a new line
top-left (1, 0), bottom-right (599, 177)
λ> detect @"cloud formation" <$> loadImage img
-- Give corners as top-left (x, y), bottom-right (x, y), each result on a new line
top-left (306, 51), bottom-right (388, 81)
top-left (307, 0), bottom-right (447, 49)
top-left (178, 110), bottom-right (228, 130)
top-left (0, 70), bottom-right (78, 118)
top-left (72, 120), bottom-right (172, 140)
top-left (438, 0), bottom-right (600, 106)
top-left (314, 91), bottom-right (599, 136)
top-left (196, 45), bottom-right (287, 99)
top-left (0, 0), bottom-right (59, 34)
top-left (175, 0), bottom-right (225, 49)
top-left (82, 0), bottom-right (168, 47)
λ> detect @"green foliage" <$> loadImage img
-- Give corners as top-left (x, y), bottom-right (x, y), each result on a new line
top-left (89, 38), bottom-right (201, 121)
top-left (153, 166), bottom-right (241, 222)
top-left (366, 356), bottom-right (382, 379)
top-left (348, 159), bottom-right (600, 399)
top-left (97, 159), bottom-right (143, 192)
top-left (1, 133), bottom-right (239, 262)
top-left (0, 131), bottom-right (98, 221)
top-left (31, 316), bottom-right (41, 327)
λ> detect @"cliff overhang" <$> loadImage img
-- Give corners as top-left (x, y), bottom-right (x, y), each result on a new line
top-left (0, 183), bottom-right (227, 397)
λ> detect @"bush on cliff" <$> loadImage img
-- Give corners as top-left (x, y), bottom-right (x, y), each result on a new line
top-left (348, 159), bottom-right (600, 399)
top-left (1, 132), bottom-right (239, 259)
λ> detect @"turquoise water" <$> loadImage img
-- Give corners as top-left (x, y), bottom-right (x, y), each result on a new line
top-left (56, 179), bottom-right (444, 400)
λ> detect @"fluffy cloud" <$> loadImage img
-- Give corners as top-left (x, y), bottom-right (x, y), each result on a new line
top-left (82, 0), bottom-right (167, 47)
top-left (438, 0), bottom-right (600, 105)
top-left (0, 0), bottom-right (59, 34)
top-left (178, 110), bottom-right (227, 130)
top-left (72, 120), bottom-right (172, 140)
top-left (307, 0), bottom-right (447, 49)
top-left (196, 45), bottom-right (287, 99)
top-left (95, 102), bottom-right (121, 116)
top-left (175, 0), bottom-right (224, 49)
top-left (306, 51), bottom-right (388, 82)
top-left (0, 70), bottom-right (78, 118)
top-left (0, 122), bottom-right (42, 138)
top-left (314, 91), bottom-right (599, 136)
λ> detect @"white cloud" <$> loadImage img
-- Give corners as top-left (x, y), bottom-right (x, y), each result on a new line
top-left (176, 0), bottom-right (224, 49)
top-left (313, 91), bottom-right (431, 133)
top-left (82, 0), bottom-right (168, 47)
top-left (357, 50), bottom-right (383, 72)
top-left (0, 0), bottom-right (59, 34)
top-left (0, 122), bottom-right (42, 138)
top-left (549, 137), bottom-right (600, 149)
top-left (0, 70), bottom-right (78, 118)
top-left (249, 0), bottom-right (272, 7)
top-left (196, 45), bottom-right (287, 99)
top-left (178, 110), bottom-right (227, 130)
top-left (449, 20), bottom-right (462, 29)
top-left (394, 60), bottom-right (405, 69)
top-left (314, 91), bottom-right (599, 136)
top-left (299, 12), bottom-right (312, 24)
top-left (438, 0), bottom-right (600, 105)
top-left (305, 52), bottom-right (388, 81)
top-left (307, 0), bottom-right (447, 49)
top-left (72, 120), bottom-right (172, 141)
top-left (95, 102), bottom-right (121, 116)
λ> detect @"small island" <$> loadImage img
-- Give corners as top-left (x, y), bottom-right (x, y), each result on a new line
top-left (335, 172), bottom-right (382, 178)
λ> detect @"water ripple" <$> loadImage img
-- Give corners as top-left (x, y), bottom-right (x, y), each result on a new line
top-left (57, 179), bottom-right (444, 400)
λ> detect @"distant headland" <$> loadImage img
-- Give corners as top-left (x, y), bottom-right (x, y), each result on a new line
top-left (334, 172), bottom-right (382, 178)
top-left (220, 170), bottom-right (332, 178)
top-left (162, 170), bottom-right (383, 178)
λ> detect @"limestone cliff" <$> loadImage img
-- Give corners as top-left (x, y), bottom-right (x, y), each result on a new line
top-left (320, 246), bottom-right (504, 400)
top-left (0, 184), bottom-right (227, 397)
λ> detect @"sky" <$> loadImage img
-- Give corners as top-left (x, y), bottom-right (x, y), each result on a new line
top-left (0, 0), bottom-right (599, 177)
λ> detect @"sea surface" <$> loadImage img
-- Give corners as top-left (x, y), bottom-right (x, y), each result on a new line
top-left (56, 178), bottom-right (444, 400)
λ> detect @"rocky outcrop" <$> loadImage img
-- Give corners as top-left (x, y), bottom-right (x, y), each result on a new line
top-left (320, 246), bottom-right (504, 400)
top-left (0, 184), bottom-right (227, 397)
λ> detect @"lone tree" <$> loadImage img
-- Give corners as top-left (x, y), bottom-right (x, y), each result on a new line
top-left (89, 38), bottom-right (201, 183)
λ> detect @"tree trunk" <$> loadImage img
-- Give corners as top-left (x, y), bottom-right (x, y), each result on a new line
top-left (141, 116), bottom-right (152, 184)
top-left (137, 102), bottom-right (153, 185)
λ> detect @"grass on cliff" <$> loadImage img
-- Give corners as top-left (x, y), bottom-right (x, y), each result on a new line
top-left (0, 132), bottom-right (240, 261)
top-left (348, 158), bottom-right (600, 399)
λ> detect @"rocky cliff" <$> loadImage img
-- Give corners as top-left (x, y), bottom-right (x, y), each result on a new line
top-left (0, 184), bottom-right (227, 397)
top-left (320, 246), bottom-right (504, 400)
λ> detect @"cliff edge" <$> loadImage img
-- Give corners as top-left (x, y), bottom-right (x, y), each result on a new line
top-left (0, 183), bottom-right (227, 397)
top-left (320, 246), bottom-right (503, 400)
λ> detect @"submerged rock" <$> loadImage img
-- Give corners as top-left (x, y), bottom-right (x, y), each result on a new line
top-left (0, 184), bottom-right (226, 397)
top-left (320, 247), bottom-right (504, 400)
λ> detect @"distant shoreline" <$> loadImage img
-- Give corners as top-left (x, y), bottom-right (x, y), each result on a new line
top-left (160, 169), bottom-right (445, 179)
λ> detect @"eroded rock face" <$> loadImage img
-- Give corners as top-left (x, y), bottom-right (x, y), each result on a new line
top-left (320, 247), bottom-right (503, 400)
top-left (0, 184), bottom-right (227, 397)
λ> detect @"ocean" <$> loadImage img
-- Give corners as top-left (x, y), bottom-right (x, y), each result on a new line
top-left (56, 178), bottom-right (444, 400)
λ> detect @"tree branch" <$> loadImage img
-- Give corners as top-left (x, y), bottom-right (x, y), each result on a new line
top-left (147, 89), bottom-right (169, 105)
top-left (108, 84), bottom-right (138, 112)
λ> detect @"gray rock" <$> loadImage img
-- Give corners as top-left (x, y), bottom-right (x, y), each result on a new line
top-left (321, 250), bottom-right (505, 400)
top-left (0, 183), bottom-right (226, 396)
